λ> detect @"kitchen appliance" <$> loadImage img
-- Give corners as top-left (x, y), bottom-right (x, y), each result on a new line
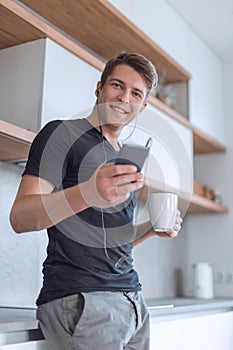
top-left (193, 262), bottom-right (214, 299)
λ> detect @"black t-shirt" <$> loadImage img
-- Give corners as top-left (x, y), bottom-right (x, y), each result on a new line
top-left (23, 118), bottom-right (141, 305)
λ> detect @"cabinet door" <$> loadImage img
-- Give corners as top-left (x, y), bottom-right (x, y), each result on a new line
top-left (0, 340), bottom-right (49, 349)
top-left (41, 39), bottom-right (100, 128)
top-left (0, 39), bottom-right (45, 132)
top-left (150, 319), bottom-right (182, 350)
top-left (181, 311), bottom-right (233, 350)
top-left (188, 30), bottom-right (225, 145)
top-left (0, 38), bottom-right (100, 133)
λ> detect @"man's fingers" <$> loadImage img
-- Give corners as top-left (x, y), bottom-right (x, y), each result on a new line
top-left (101, 163), bottom-right (138, 177)
top-left (116, 180), bottom-right (144, 196)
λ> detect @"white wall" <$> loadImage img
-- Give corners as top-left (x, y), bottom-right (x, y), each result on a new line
top-left (0, 162), bottom-right (47, 307)
top-left (133, 204), bottom-right (188, 299)
top-left (184, 62), bottom-right (233, 297)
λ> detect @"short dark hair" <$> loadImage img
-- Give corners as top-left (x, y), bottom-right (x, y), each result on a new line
top-left (100, 52), bottom-right (158, 98)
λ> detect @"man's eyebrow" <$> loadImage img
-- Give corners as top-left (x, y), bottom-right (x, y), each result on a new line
top-left (109, 78), bottom-right (124, 84)
top-left (109, 78), bottom-right (144, 94)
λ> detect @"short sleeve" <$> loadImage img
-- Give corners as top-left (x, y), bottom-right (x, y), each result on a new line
top-left (23, 120), bottom-right (72, 188)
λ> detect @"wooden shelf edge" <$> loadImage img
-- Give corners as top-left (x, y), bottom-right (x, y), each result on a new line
top-left (187, 194), bottom-right (228, 214)
top-left (0, 120), bottom-right (36, 161)
top-left (0, 120), bottom-right (36, 143)
top-left (193, 127), bottom-right (226, 154)
top-left (148, 96), bottom-right (227, 154)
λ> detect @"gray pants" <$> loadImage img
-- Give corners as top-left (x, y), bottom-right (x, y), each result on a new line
top-left (37, 291), bottom-right (150, 350)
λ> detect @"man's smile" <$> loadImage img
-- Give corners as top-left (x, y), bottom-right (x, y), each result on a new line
top-left (110, 104), bottom-right (129, 115)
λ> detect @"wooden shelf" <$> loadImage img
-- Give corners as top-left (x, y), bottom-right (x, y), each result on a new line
top-left (187, 194), bottom-right (228, 214)
top-left (192, 128), bottom-right (226, 154)
top-left (19, 0), bottom-right (191, 84)
top-left (0, 120), bottom-right (36, 161)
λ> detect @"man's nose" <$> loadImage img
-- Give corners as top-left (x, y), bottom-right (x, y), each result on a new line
top-left (118, 90), bottom-right (130, 103)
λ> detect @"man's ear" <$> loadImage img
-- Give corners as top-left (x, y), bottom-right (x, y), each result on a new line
top-left (95, 82), bottom-right (102, 97)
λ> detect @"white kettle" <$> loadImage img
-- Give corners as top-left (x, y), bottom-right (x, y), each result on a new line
top-left (193, 262), bottom-right (214, 299)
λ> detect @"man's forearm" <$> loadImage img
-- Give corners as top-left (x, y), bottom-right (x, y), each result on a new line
top-left (10, 184), bottom-right (89, 233)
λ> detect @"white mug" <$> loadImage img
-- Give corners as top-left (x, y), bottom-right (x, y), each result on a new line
top-left (148, 193), bottom-right (178, 232)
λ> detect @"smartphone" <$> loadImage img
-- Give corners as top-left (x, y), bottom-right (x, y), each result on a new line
top-left (115, 138), bottom-right (152, 171)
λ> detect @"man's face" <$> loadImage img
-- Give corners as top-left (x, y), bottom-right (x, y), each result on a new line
top-left (96, 64), bottom-right (148, 130)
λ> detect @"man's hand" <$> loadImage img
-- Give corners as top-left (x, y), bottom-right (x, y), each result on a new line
top-left (154, 210), bottom-right (183, 238)
top-left (79, 163), bottom-right (144, 208)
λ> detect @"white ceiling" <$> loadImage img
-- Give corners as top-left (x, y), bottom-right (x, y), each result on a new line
top-left (167, 0), bottom-right (233, 62)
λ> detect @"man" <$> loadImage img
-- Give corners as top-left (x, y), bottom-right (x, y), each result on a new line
top-left (10, 52), bottom-right (182, 349)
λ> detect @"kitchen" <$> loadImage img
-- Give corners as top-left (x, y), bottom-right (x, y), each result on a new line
top-left (0, 0), bottom-right (233, 349)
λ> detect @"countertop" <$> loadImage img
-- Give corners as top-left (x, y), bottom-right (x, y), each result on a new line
top-left (1, 298), bottom-right (233, 332)
top-left (0, 306), bottom-right (38, 332)
top-left (146, 297), bottom-right (233, 319)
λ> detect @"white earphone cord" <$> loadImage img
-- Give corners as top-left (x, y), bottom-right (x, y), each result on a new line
top-left (97, 107), bottom-right (140, 262)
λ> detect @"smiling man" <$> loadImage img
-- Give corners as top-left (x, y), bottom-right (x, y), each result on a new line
top-left (10, 52), bottom-right (182, 350)
top-left (90, 63), bottom-right (148, 133)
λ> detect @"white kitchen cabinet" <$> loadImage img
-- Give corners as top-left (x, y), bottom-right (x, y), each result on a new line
top-left (150, 319), bottom-right (182, 350)
top-left (0, 39), bottom-right (45, 132)
top-left (0, 38), bottom-right (100, 132)
top-left (150, 311), bottom-right (233, 350)
top-left (188, 30), bottom-right (225, 145)
top-left (182, 311), bottom-right (233, 350)
top-left (0, 340), bottom-right (49, 349)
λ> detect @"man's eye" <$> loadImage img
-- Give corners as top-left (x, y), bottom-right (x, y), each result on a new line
top-left (133, 91), bottom-right (142, 99)
top-left (112, 82), bottom-right (121, 88)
